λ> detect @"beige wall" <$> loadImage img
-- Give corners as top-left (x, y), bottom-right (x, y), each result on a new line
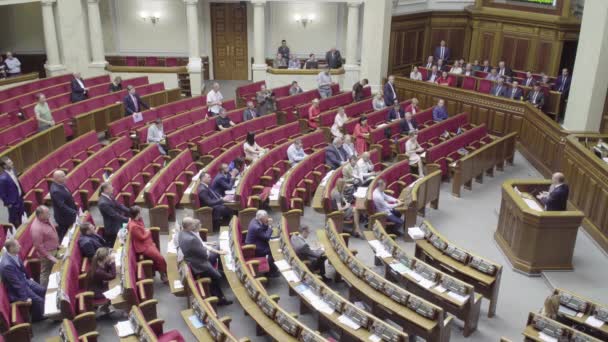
top-left (0, 1), bottom-right (45, 53)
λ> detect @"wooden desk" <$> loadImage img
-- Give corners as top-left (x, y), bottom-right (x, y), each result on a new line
top-left (0, 72), bottom-right (38, 88)
top-left (552, 288), bottom-right (608, 340)
top-left (180, 309), bottom-right (214, 341)
top-left (166, 251), bottom-right (186, 297)
top-left (523, 312), bottom-right (603, 342)
top-left (495, 180), bottom-right (585, 275)
top-left (109, 237), bottom-right (128, 311)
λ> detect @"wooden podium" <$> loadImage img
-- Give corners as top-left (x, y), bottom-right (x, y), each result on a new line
top-left (495, 179), bottom-right (584, 275)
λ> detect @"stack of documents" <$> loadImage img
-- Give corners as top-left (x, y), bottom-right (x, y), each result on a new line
top-left (103, 285), bottom-right (122, 300)
top-left (47, 272), bottom-right (60, 291)
top-left (538, 332), bottom-right (558, 342)
top-left (320, 170), bottom-right (334, 187)
top-left (338, 315), bottom-right (361, 330)
top-left (408, 227), bottom-right (425, 240)
top-left (282, 270), bottom-right (300, 283)
top-left (274, 260), bottom-right (291, 272)
top-left (114, 321), bottom-right (135, 337)
top-left (389, 262), bottom-right (409, 274)
top-left (523, 198), bottom-right (543, 211)
top-left (44, 291), bottom-right (59, 316)
top-left (354, 187), bottom-right (368, 199)
top-left (585, 315), bottom-right (605, 328)
top-left (447, 291), bottom-right (470, 304)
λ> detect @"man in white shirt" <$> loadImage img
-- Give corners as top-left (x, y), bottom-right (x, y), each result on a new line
top-left (372, 179), bottom-right (404, 231)
top-left (356, 152), bottom-right (376, 185)
top-left (4, 52), bottom-right (21, 76)
top-left (147, 118), bottom-right (166, 155)
top-left (287, 139), bottom-right (307, 166)
top-left (206, 82), bottom-right (224, 117)
top-left (317, 68), bottom-right (333, 99)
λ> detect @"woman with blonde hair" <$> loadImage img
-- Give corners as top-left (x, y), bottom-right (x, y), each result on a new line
top-left (331, 107), bottom-right (348, 139)
top-left (405, 131), bottom-right (425, 177)
top-left (372, 92), bottom-right (386, 111)
top-left (87, 247), bottom-right (116, 301)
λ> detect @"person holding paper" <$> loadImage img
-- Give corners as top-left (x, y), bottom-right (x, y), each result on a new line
top-left (372, 179), bottom-right (405, 233)
top-left (291, 225), bottom-right (328, 281)
top-left (356, 152), bottom-right (377, 185)
top-left (87, 247), bottom-right (116, 306)
top-left (127, 206), bottom-right (168, 283)
top-left (123, 85), bottom-right (150, 117)
top-left (405, 131), bottom-right (425, 177)
top-left (178, 217), bottom-right (232, 305)
top-left (31, 205), bottom-right (59, 288)
top-left (331, 178), bottom-right (361, 237)
top-left (78, 222), bottom-right (106, 259)
top-left (287, 139), bottom-right (308, 166)
top-left (146, 118), bottom-right (167, 155)
top-left (536, 172), bottom-right (569, 211)
top-left (245, 210), bottom-right (279, 277)
top-left (0, 239), bottom-right (46, 321)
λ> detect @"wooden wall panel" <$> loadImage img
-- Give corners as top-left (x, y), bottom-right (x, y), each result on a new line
top-left (535, 42), bottom-right (553, 74)
top-left (480, 33), bottom-right (495, 61)
top-left (513, 39), bottom-right (530, 70)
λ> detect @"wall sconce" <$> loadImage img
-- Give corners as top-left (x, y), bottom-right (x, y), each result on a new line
top-left (140, 12), bottom-right (161, 24)
top-left (294, 14), bottom-right (315, 28)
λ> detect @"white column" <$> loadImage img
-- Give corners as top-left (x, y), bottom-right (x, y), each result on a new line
top-left (343, 1), bottom-right (362, 90)
top-left (185, 0), bottom-right (202, 95)
top-left (360, 0), bottom-right (392, 92)
top-left (56, 0), bottom-right (91, 75)
top-left (87, 0), bottom-right (107, 71)
top-left (563, 0), bottom-right (608, 131)
top-left (252, 0), bottom-right (267, 82)
top-left (40, 0), bottom-right (66, 76)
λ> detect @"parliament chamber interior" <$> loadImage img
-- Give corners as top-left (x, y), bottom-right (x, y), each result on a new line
top-left (1, 0), bottom-right (608, 341)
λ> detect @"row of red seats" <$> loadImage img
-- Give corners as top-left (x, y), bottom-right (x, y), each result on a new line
top-left (234, 80), bottom-right (292, 104)
top-left (0, 74), bottom-right (73, 102)
top-left (236, 130), bottom-right (326, 209)
top-left (395, 112), bottom-right (474, 155)
top-left (365, 160), bottom-right (415, 215)
top-left (367, 105), bottom-right (428, 159)
top-left (342, 99), bottom-right (413, 135)
top-left (0, 75), bottom-right (110, 118)
top-left (20, 131), bottom-right (103, 213)
top-left (426, 124), bottom-right (493, 175)
top-left (275, 83), bottom-right (341, 115)
top-left (298, 87), bottom-right (372, 124)
top-left (279, 149), bottom-right (329, 212)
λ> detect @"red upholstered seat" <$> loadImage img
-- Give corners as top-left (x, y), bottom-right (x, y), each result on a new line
top-left (126, 56), bottom-right (138, 66)
top-left (165, 58), bottom-right (178, 67)
top-left (462, 76), bottom-right (477, 90)
top-left (157, 330), bottom-right (185, 342)
top-left (145, 57), bottom-right (158, 66)
top-left (477, 80), bottom-right (493, 94)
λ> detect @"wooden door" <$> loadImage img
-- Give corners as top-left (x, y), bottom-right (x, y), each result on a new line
top-left (210, 3), bottom-right (248, 80)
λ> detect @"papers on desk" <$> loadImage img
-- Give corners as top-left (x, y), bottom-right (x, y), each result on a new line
top-left (320, 170), bottom-right (334, 187)
top-left (338, 314), bottom-right (361, 330)
top-left (60, 234), bottom-right (70, 249)
top-left (282, 270), bottom-right (300, 283)
top-left (224, 254), bottom-right (236, 272)
top-left (114, 247), bottom-right (123, 267)
top-left (189, 314), bottom-right (205, 329)
top-left (558, 305), bottom-right (577, 316)
top-left (44, 291), bottom-right (59, 316)
top-left (219, 239), bottom-right (230, 253)
top-left (389, 262), bottom-right (410, 274)
top-left (167, 239), bottom-right (177, 254)
top-left (368, 240), bottom-right (391, 258)
top-left (294, 284), bottom-right (308, 293)
top-left (115, 320), bottom-right (135, 337)
top-left (585, 315), bottom-right (605, 328)
top-left (225, 189), bottom-right (235, 196)
top-left (103, 285), bottom-right (122, 300)
top-left (420, 152), bottom-right (426, 159)
top-left (523, 198), bottom-right (544, 211)
top-left (603, 157), bottom-right (608, 164)
top-left (274, 260), bottom-right (291, 272)
top-left (418, 278), bottom-right (436, 289)
top-left (514, 186), bottom-right (522, 196)
top-left (173, 280), bottom-right (184, 289)
top-left (446, 291), bottom-right (470, 304)
top-left (369, 334), bottom-right (382, 342)
top-left (538, 332), bottom-right (558, 342)
top-left (354, 187), bottom-right (368, 199)
top-left (219, 230), bottom-right (230, 241)
top-left (405, 269), bottom-right (423, 282)
top-left (408, 227), bottom-right (425, 240)
top-left (434, 284), bottom-right (447, 293)
top-left (47, 272), bottom-right (60, 291)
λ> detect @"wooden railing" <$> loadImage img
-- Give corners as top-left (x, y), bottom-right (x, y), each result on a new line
top-left (0, 124), bottom-right (65, 172)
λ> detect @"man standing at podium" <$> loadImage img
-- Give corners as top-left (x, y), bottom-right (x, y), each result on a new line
top-left (536, 172), bottom-right (569, 211)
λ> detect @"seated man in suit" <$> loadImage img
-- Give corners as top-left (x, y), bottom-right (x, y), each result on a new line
top-left (387, 100), bottom-right (404, 122)
top-left (523, 71), bottom-right (535, 87)
top-left (123, 85), bottom-right (150, 116)
top-left (287, 138), bottom-right (308, 166)
top-left (372, 179), bottom-right (404, 233)
top-left (432, 99), bottom-right (448, 122)
top-left (197, 172), bottom-right (236, 231)
top-left (506, 80), bottom-right (523, 100)
top-left (50, 170), bottom-right (77, 241)
top-left (436, 58), bottom-right (448, 72)
top-left (490, 77), bottom-right (507, 97)
top-left (304, 53), bottom-right (319, 69)
top-left (289, 81), bottom-right (303, 96)
top-left (497, 61), bottom-right (512, 78)
top-left (400, 112), bottom-right (418, 135)
top-left (553, 68), bottom-right (571, 96)
top-left (423, 56), bottom-right (434, 69)
top-left (291, 225), bottom-right (328, 281)
top-left (485, 68), bottom-right (499, 81)
top-left (0, 239), bottom-right (46, 321)
top-left (536, 172), bottom-right (569, 211)
top-left (325, 47), bottom-right (343, 69)
top-left (383, 75), bottom-right (398, 106)
top-left (215, 108), bottom-right (236, 131)
top-left (527, 83), bottom-right (545, 109)
top-left (480, 60), bottom-right (492, 73)
top-left (463, 63), bottom-right (474, 77)
top-left (242, 101), bottom-right (258, 121)
top-left (325, 137), bottom-right (348, 170)
top-left (211, 163), bottom-right (238, 197)
top-left (426, 66), bottom-right (440, 83)
top-left (245, 210), bottom-right (279, 277)
top-left (78, 222), bottom-right (106, 259)
top-left (98, 182), bottom-right (129, 247)
top-left (70, 72), bottom-right (88, 103)
top-left (433, 40), bottom-right (451, 62)
top-left (178, 217), bottom-right (232, 305)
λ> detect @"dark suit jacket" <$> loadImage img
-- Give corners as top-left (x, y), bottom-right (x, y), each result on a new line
top-left (0, 171), bottom-right (23, 206)
top-left (481, 65), bottom-right (492, 73)
top-left (197, 183), bottom-right (224, 208)
top-left (70, 78), bottom-right (87, 102)
top-left (123, 93), bottom-right (149, 116)
top-left (325, 51), bottom-right (342, 69)
top-left (49, 182), bottom-right (77, 227)
top-left (400, 118), bottom-right (419, 135)
top-left (211, 173), bottom-right (234, 197)
top-left (505, 87), bottom-right (523, 100)
top-left (78, 233), bottom-right (106, 259)
top-left (523, 77), bottom-right (535, 87)
top-left (243, 108), bottom-right (258, 121)
top-left (0, 254), bottom-right (30, 302)
top-left (490, 85), bottom-right (507, 97)
top-left (554, 76), bottom-right (571, 95)
top-left (98, 194), bottom-right (129, 235)
top-left (433, 46), bottom-right (451, 61)
top-left (526, 90), bottom-right (545, 109)
top-left (178, 231), bottom-right (215, 275)
top-left (543, 184), bottom-right (569, 211)
top-left (325, 145), bottom-right (347, 170)
top-left (291, 235), bottom-right (322, 262)
top-left (387, 108), bottom-right (404, 121)
top-left (383, 82), bottom-right (397, 106)
top-left (497, 67), bottom-right (512, 78)
top-left (426, 71), bottom-right (440, 82)
top-left (244, 219), bottom-right (272, 255)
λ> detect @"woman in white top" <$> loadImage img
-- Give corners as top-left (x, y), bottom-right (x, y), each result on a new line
top-left (372, 92), bottom-right (386, 111)
top-left (405, 131), bottom-right (424, 177)
top-left (409, 66), bottom-right (423, 81)
top-left (243, 132), bottom-right (266, 161)
top-left (330, 107), bottom-right (348, 138)
top-left (449, 61), bottom-right (463, 74)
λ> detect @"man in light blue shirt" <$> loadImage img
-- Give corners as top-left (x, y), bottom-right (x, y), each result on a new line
top-left (287, 139), bottom-right (307, 165)
top-left (432, 99), bottom-right (448, 122)
top-left (372, 179), bottom-right (404, 232)
top-left (317, 68), bottom-right (333, 98)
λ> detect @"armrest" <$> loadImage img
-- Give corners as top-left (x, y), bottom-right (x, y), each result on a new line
top-left (11, 301), bottom-right (31, 324)
top-left (219, 316), bottom-right (232, 327)
top-left (137, 260), bottom-right (154, 279)
top-left (75, 291), bottom-right (95, 313)
top-left (138, 299), bottom-right (158, 321)
top-left (269, 294), bottom-right (280, 303)
top-left (147, 318), bottom-right (165, 336)
top-left (73, 311), bottom-right (97, 335)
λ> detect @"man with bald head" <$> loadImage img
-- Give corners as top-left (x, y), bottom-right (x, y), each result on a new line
top-left (70, 72), bottom-right (88, 103)
top-left (50, 170), bottom-right (78, 240)
top-left (31, 205), bottom-right (60, 287)
top-left (536, 172), bottom-right (569, 211)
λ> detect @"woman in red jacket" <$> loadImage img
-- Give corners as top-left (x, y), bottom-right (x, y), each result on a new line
top-left (353, 115), bottom-right (371, 155)
top-left (127, 206), bottom-right (168, 283)
top-left (436, 71), bottom-right (453, 87)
